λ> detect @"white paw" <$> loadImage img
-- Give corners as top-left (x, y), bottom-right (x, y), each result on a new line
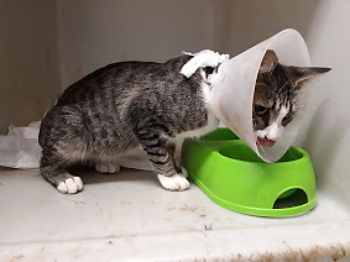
top-left (57, 177), bottom-right (83, 194)
top-left (157, 174), bottom-right (190, 191)
top-left (95, 162), bottom-right (120, 174)
top-left (181, 167), bottom-right (188, 178)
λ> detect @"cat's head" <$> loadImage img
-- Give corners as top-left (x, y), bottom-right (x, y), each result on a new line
top-left (253, 50), bottom-right (331, 147)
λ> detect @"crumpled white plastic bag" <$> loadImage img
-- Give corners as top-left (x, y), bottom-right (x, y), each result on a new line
top-left (0, 121), bottom-right (42, 169)
top-left (0, 121), bottom-right (154, 171)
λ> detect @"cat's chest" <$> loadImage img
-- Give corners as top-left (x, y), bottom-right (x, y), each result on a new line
top-left (175, 112), bottom-right (219, 141)
top-left (174, 80), bottom-right (219, 141)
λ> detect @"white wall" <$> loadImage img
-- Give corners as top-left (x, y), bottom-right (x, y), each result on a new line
top-left (0, 0), bottom-right (60, 133)
top-left (57, 0), bottom-right (223, 88)
top-left (299, 0), bottom-right (350, 205)
top-left (1, 1), bottom-right (348, 204)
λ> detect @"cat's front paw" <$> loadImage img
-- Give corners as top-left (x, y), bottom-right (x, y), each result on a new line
top-left (57, 176), bottom-right (83, 194)
top-left (157, 174), bottom-right (190, 191)
top-left (95, 162), bottom-right (120, 174)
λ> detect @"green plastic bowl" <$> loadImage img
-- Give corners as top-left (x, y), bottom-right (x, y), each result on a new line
top-left (180, 128), bottom-right (316, 217)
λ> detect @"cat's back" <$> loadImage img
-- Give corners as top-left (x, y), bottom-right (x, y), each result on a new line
top-left (55, 55), bottom-right (194, 106)
top-left (55, 61), bottom-right (158, 106)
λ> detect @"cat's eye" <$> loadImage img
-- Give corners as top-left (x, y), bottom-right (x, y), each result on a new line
top-left (254, 105), bottom-right (268, 116)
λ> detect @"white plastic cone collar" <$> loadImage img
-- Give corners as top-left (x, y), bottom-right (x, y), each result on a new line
top-left (209, 29), bottom-right (311, 162)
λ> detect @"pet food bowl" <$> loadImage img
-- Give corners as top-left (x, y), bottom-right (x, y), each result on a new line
top-left (180, 128), bottom-right (316, 217)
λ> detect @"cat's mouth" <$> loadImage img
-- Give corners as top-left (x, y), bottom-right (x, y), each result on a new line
top-left (256, 138), bottom-right (276, 147)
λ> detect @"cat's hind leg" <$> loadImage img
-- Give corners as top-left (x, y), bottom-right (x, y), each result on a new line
top-left (40, 153), bottom-right (83, 194)
top-left (95, 161), bottom-right (120, 174)
top-left (39, 106), bottom-right (87, 194)
top-left (94, 151), bottom-right (121, 174)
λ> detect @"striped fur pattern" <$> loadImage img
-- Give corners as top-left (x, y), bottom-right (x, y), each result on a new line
top-left (39, 55), bottom-right (218, 193)
top-left (39, 51), bottom-right (330, 194)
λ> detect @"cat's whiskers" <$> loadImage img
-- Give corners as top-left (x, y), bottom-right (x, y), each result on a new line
top-left (295, 99), bottom-right (321, 106)
top-left (281, 132), bottom-right (299, 139)
top-left (295, 104), bottom-right (318, 110)
top-left (270, 80), bottom-right (290, 105)
top-left (293, 83), bottom-right (324, 103)
top-left (295, 101), bottom-right (322, 113)
top-left (288, 136), bottom-right (307, 145)
top-left (278, 80), bottom-right (290, 95)
top-left (295, 96), bottom-right (322, 107)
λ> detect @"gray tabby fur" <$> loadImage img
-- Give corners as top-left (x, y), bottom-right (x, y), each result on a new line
top-left (39, 51), bottom-right (330, 194)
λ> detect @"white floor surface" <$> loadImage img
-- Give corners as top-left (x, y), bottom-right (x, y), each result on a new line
top-left (1, 167), bottom-right (350, 261)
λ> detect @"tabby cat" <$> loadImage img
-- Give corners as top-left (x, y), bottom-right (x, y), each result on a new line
top-left (39, 50), bottom-right (330, 194)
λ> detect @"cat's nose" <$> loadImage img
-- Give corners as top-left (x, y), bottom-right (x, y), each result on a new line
top-left (264, 136), bottom-right (275, 141)
top-left (265, 124), bottom-right (283, 141)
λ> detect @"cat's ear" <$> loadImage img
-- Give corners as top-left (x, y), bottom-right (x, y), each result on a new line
top-left (289, 67), bottom-right (331, 90)
top-left (259, 49), bottom-right (278, 75)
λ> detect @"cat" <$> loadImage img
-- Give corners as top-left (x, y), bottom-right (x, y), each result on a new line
top-left (38, 50), bottom-right (330, 194)
top-left (254, 50), bottom-right (330, 147)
